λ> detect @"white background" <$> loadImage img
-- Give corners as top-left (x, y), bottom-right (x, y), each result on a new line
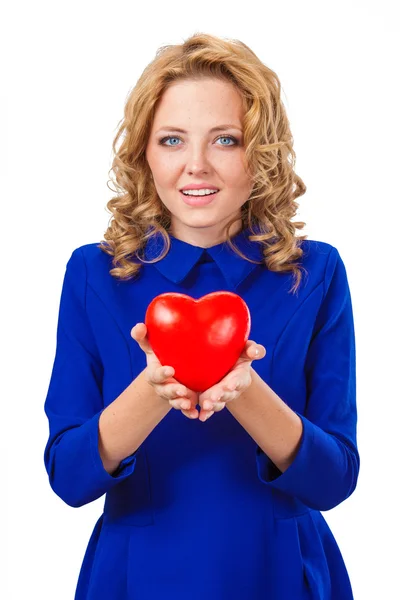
top-left (2, 1), bottom-right (399, 598)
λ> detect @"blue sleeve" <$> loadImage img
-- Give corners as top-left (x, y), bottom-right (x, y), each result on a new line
top-left (43, 247), bottom-right (138, 508)
top-left (256, 246), bottom-right (360, 511)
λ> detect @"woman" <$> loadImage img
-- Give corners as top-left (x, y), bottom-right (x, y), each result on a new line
top-left (43, 32), bottom-right (359, 599)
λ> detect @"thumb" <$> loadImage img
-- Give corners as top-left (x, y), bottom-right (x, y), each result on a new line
top-left (131, 323), bottom-right (154, 355)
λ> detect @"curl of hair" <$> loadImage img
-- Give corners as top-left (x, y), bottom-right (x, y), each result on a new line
top-left (98, 32), bottom-right (308, 295)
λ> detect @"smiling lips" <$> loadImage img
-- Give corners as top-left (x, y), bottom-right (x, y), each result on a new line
top-left (180, 189), bottom-right (219, 206)
top-left (180, 183), bottom-right (220, 191)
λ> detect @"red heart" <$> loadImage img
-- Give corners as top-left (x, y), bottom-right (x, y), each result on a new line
top-left (145, 291), bottom-right (251, 392)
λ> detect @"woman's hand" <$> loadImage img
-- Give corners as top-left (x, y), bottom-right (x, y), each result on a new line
top-left (130, 323), bottom-right (200, 419)
top-left (197, 340), bottom-right (267, 422)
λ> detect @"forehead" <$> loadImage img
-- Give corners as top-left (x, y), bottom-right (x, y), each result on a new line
top-left (151, 78), bottom-right (245, 128)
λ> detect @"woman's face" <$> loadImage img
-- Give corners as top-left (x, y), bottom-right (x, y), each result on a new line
top-left (145, 78), bottom-right (253, 248)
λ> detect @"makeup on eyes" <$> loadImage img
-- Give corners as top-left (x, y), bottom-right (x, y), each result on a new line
top-left (158, 134), bottom-right (239, 146)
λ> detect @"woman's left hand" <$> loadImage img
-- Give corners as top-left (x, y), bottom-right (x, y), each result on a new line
top-left (198, 340), bottom-right (267, 422)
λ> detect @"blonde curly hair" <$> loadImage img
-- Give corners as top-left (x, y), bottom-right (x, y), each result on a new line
top-left (98, 32), bottom-right (308, 294)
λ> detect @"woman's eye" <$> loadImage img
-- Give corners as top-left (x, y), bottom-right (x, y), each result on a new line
top-left (217, 136), bottom-right (237, 146)
top-left (159, 135), bottom-right (238, 147)
top-left (160, 136), bottom-right (180, 146)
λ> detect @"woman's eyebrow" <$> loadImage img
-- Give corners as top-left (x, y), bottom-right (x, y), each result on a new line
top-left (155, 124), bottom-right (243, 134)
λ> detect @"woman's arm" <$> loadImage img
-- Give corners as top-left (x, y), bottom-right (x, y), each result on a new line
top-left (44, 248), bottom-right (170, 507)
top-left (98, 368), bottom-right (171, 474)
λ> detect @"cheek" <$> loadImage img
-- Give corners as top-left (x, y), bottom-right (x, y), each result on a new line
top-left (152, 173), bottom-right (179, 202)
top-left (147, 147), bottom-right (176, 182)
top-left (219, 155), bottom-right (252, 187)
top-left (155, 161), bottom-right (177, 182)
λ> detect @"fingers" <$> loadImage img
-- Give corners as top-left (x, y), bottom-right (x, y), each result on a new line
top-left (149, 365), bottom-right (175, 385)
top-left (169, 399), bottom-right (199, 419)
top-left (198, 387), bottom-right (227, 421)
top-left (198, 376), bottom-right (249, 421)
top-left (131, 322), bottom-right (146, 339)
top-left (168, 386), bottom-right (199, 419)
top-left (131, 323), bottom-right (154, 355)
top-left (245, 340), bottom-right (266, 360)
top-left (146, 365), bottom-right (176, 394)
top-left (145, 365), bottom-right (199, 419)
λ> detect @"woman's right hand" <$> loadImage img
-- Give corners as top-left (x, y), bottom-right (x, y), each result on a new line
top-left (131, 323), bottom-right (200, 419)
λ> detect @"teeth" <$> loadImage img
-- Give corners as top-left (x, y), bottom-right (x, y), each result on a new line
top-left (182, 189), bottom-right (218, 196)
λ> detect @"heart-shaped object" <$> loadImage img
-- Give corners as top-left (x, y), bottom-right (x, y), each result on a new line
top-left (145, 291), bottom-right (251, 392)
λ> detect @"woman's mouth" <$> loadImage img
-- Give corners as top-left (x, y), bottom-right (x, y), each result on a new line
top-left (180, 190), bottom-right (219, 206)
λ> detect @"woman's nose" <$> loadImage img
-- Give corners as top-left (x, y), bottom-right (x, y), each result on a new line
top-left (184, 150), bottom-right (212, 174)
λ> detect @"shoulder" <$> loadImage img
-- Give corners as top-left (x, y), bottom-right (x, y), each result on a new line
top-left (298, 238), bottom-right (347, 291)
top-left (67, 241), bottom-right (112, 265)
top-left (65, 242), bottom-right (114, 284)
top-left (299, 238), bottom-right (337, 261)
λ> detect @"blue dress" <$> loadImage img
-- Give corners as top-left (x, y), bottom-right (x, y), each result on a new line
top-left (43, 226), bottom-right (359, 599)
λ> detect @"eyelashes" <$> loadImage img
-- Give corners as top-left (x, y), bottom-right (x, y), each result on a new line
top-left (158, 134), bottom-right (239, 147)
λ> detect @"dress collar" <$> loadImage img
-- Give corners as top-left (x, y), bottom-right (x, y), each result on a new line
top-left (141, 225), bottom-right (265, 290)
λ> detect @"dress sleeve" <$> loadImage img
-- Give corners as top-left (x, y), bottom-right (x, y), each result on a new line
top-left (43, 247), bottom-right (138, 508)
top-left (256, 246), bottom-right (360, 511)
